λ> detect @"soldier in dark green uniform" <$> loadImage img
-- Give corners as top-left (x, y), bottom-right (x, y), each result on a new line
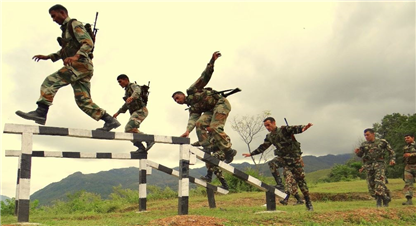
top-left (172, 51), bottom-right (237, 190)
top-left (355, 128), bottom-right (395, 207)
top-left (15, 4), bottom-right (120, 131)
top-left (243, 117), bottom-right (314, 211)
top-left (402, 133), bottom-right (416, 205)
top-left (113, 74), bottom-right (152, 153)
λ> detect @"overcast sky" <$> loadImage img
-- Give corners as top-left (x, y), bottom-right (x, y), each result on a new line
top-left (1, 1), bottom-right (415, 198)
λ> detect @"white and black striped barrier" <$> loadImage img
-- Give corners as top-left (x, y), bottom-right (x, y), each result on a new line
top-left (189, 148), bottom-right (287, 211)
top-left (5, 151), bottom-right (228, 207)
top-left (3, 123), bottom-right (191, 222)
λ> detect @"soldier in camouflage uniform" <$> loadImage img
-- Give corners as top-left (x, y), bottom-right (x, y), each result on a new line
top-left (243, 117), bottom-right (314, 211)
top-left (15, 4), bottom-right (120, 131)
top-left (402, 134), bottom-right (416, 205)
top-left (113, 74), bottom-right (153, 153)
top-left (172, 51), bottom-right (237, 190)
top-left (355, 128), bottom-right (395, 207)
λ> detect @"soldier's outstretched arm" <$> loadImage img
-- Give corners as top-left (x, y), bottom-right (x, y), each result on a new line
top-left (188, 51), bottom-right (221, 91)
top-left (32, 55), bottom-right (50, 62)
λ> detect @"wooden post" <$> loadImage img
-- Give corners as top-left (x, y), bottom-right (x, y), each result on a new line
top-left (178, 144), bottom-right (190, 215)
top-left (17, 132), bottom-right (33, 222)
top-left (139, 158), bottom-right (147, 211)
top-left (266, 190), bottom-right (276, 211)
top-left (207, 187), bottom-right (216, 208)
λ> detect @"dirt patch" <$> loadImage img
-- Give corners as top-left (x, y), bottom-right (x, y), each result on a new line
top-left (311, 206), bottom-right (416, 224)
top-left (147, 215), bottom-right (228, 226)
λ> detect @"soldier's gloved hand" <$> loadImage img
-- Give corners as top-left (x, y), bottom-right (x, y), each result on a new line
top-left (404, 153), bottom-right (411, 158)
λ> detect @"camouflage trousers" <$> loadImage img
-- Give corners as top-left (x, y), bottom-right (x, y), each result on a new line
top-left (403, 164), bottom-right (416, 198)
top-left (268, 156), bottom-right (284, 179)
top-left (195, 98), bottom-right (232, 154)
top-left (206, 150), bottom-right (226, 179)
top-left (365, 162), bottom-right (390, 198)
top-left (36, 59), bottom-right (104, 120)
top-left (283, 167), bottom-right (301, 195)
top-left (125, 107), bottom-right (148, 133)
top-left (284, 158), bottom-right (309, 197)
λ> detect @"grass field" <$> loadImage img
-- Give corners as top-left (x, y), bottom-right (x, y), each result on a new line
top-left (2, 178), bottom-right (415, 226)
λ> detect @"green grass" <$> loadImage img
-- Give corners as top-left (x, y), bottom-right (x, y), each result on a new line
top-left (2, 179), bottom-right (415, 226)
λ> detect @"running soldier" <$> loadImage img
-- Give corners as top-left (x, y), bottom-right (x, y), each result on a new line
top-left (113, 74), bottom-right (153, 153)
top-left (15, 4), bottom-right (120, 131)
top-left (402, 133), bottom-right (416, 205)
top-left (355, 128), bottom-right (395, 207)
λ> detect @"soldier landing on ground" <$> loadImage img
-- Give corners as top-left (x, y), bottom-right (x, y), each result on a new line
top-left (402, 133), bottom-right (416, 205)
top-left (355, 128), bottom-right (395, 208)
top-left (243, 117), bottom-right (314, 211)
top-left (172, 51), bottom-right (237, 190)
top-left (15, 4), bottom-right (120, 132)
top-left (113, 74), bottom-right (153, 153)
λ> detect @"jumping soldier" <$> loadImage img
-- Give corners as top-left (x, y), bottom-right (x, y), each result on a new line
top-left (402, 133), bottom-right (416, 205)
top-left (113, 74), bottom-right (153, 153)
top-left (243, 117), bottom-right (314, 211)
top-left (16, 4), bottom-right (120, 131)
top-left (355, 128), bottom-right (395, 207)
top-left (172, 51), bottom-right (237, 190)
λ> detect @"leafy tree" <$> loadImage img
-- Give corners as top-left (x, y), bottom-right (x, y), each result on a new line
top-left (373, 113), bottom-right (416, 178)
top-left (325, 159), bottom-right (365, 182)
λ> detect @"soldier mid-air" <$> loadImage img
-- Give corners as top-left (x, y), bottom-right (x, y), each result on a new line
top-left (172, 51), bottom-right (237, 189)
top-left (15, 4), bottom-right (120, 132)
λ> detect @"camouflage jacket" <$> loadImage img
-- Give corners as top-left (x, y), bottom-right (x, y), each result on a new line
top-left (252, 125), bottom-right (305, 164)
top-left (48, 17), bottom-right (93, 62)
top-left (185, 63), bottom-right (223, 132)
top-left (117, 83), bottom-right (144, 114)
top-left (404, 142), bottom-right (416, 165)
top-left (356, 139), bottom-right (395, 165)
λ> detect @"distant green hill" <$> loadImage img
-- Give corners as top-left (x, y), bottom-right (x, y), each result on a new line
top-left (1, 195), bottom-right (11, 202)
top-left (31, 153), bottom-right (352, 206)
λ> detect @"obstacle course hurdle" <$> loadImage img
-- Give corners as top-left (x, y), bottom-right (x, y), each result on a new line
top-left (189, 148), bottom-right (287, 210)
top-left (5, 150), bottom-right (228, 210)
top-left (4, 123), bottom-right (288, 223)
top-left (3, 123), bottom-right (190, 222)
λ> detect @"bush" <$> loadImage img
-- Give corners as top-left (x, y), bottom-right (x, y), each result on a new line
top-left (1, 198), bottom-right (15, 216)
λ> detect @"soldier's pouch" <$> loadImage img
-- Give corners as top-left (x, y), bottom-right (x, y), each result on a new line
top-left (407, 157), bottom-right (416, 164)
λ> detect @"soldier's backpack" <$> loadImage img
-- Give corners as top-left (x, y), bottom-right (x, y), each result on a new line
top-left (138, 81), bottom-right (150, 106)
top-left (66, 19), bottom-right (96, 59)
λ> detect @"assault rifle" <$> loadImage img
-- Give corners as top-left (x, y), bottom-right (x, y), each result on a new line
top-left (215, 88), bottom-right (242, 98)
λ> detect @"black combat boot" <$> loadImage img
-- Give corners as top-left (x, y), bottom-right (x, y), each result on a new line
top-left (304, 195), bottom-right (314, 211)
top-left (376, 195), bottom-right (382, 207)
top-left (279, 193), bottom-right (290, 205)
top-left (97, 113), bottom-right (121, 131)
top-left (191, 141), bottom-right (201, 147)
top-left (294, 193), bottom-right (304, 205)
top-left (219, 178), bottom-right (229, 190)
top-left (382, 194), bottom-right (391, 207)
top-left (132, 141), bottom-right (147, 153)
top-left (16, 103), bottom-right (49, 125)
top-left (200, 170), bottom-right (213, 183)
top-left (224, 148), bottom-right (237, 164)
top-left (272, 172), bottom-right (285, 191)
top-left (402, 196), bottom-right (413, 205)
